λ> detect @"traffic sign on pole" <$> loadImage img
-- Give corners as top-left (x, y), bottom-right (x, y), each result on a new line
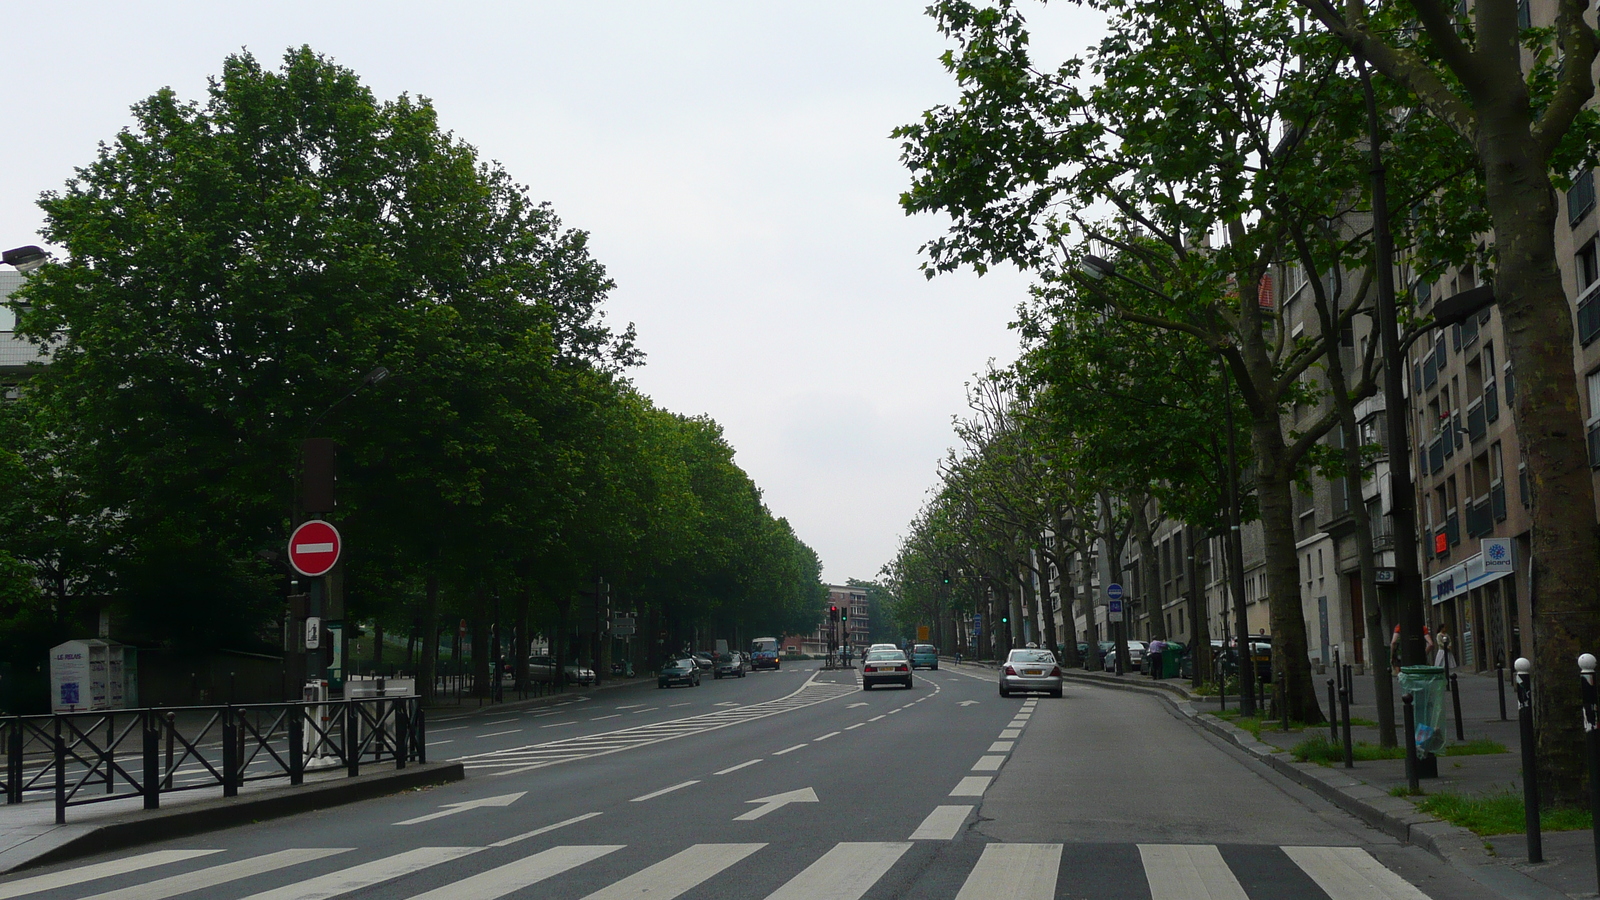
top-left (1107, 583), bottom-right (1124, 601)
top-left (1108, 599), bottom-right (1124, 623)
top-left (287, 520), bottom-right (342, 577)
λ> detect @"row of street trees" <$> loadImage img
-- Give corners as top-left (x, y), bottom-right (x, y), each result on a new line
top-left (0, 48), bottom-right (826, 708)
top-left (889, 0), bottom-right (1600, 800)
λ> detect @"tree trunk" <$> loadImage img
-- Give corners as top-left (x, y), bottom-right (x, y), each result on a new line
top-left (1134, 502), bottom-right (1165, 641)
top-left (1482, 130), bottom-right (1600, 801)
top-left (420, 571), bottom-right (440, 704)
top-left (1253, 417), bottom-right (1326, 725)
top-left (1076, 548), bottom-right (1102, 670)
top-left (1186, 525), bottom-right (1211, 686)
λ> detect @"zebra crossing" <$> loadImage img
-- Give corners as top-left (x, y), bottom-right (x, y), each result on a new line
top-left (450, 676), bottom-right (861, 776)
top-left (0, 839), bottom-right (1438, 900)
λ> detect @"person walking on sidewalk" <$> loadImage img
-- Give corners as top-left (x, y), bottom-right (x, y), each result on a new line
top-left (1434, 626), bottom-right (1457, 669)
top-left (1148, 637), bottom-right (1165, 679)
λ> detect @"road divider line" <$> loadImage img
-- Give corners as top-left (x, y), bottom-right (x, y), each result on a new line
top-left (485, 718), bottom-right (518, 725)
top-left (714, 759), bottom-right (762, 775)
top-left (971, 755), bottom-right (1005, 772)
top-left (812, 731), bottom-right (840, 742)
top-left (987, 741), bottom-right (1013, 753)
top-left (479, 730), bottom-right (522, 738)
top-left (845, 723), bottom-right (866, 730)
top-left (489, 811), bottom-right (604, 847)
top-left (909, 806), bottom-right (972, 841)
top-left (541, 721), bottom-right (576, 728)
top-left (868, 715), bottom-right (886, 722)
top-left (949, 776), bottom-right (992, 797)
top-left (772, 744), bottom-right (808, 756)
top-left (591, 715), bottom-right (620, 721)
top-left (998, 729), bottom-right (1021, 739)
top-left (431, 726), bottom-right (468, 732)
top-left (630, 780), bottom-right (701, 802)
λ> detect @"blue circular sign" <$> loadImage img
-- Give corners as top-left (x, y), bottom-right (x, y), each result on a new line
top-left (1107, 583), bottom-right (1124, 600)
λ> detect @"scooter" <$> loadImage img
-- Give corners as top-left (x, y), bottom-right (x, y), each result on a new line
top-left (611, 660), bottom-right (635, 677)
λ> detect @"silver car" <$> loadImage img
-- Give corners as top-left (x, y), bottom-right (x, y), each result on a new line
top-left (862, 650), bottom-right (913, 689)
top-left (1001, 648), bottom-right (1062, 697)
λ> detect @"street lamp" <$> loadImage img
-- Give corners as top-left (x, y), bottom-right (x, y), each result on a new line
top-left (2, 245), bottom-right (49, 273)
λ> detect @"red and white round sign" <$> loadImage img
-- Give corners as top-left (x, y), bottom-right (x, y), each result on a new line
top-left (288, 520), bottom-right (342, 577)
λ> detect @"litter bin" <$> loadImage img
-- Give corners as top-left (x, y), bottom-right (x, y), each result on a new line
top-left (1163, 642), bottom-right (1186, 678)
top-left (1399, 665), bottom-right (1447, 754)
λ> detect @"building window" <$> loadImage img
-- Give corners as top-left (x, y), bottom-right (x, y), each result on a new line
top-left (1580, 240), bottom-right (1600, 290)
top-left (1589, 370), bottom-right (1600, 468)
top-left (1571, 169), bottom-right (1597, 227)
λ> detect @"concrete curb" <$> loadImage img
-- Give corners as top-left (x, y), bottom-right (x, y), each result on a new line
top-left (0, 762), bottom-right (464, 875)
top-left (1061, 671), bottom-right (1571, 900)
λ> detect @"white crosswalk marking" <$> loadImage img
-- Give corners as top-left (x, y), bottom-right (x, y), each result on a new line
top-left (761, 842), bottom-right (909, 900)
top-left (403, 845), bottom-right (621, 900)
top-left (579, 843), bottom-right (764, 900)
top-left (234, 847), bottom-right (478, 900)
top-left (1139, 844), bottom-right (1249, 900)
top-left (953, 843), bottom-right (1062, 900)
top-left (88, 849), bottom-right (351, 900)
top-left (0, 850), bottom-right (222, 900)
top-left (1284, 846), bottom-right (1433, 899)
top-left (909, 805), bottom-right (972, 840)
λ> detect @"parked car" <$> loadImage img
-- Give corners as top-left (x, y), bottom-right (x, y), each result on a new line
top-left (862, 650), bottom-right (913, 689)
top-left (1101, 640), bottom-right (1147, 672)
top-left (1000, 648), bottom-right (1062, 698)
top-left (564, 661), bottom-right (596, 685)
top-left (527, 654), bottom-right (558, 683)
top-left (909, 644), bottom-right (939, 670)
top-left (714, 652), bottom-right (748, 679)
top-left (658, 658), bottom-right (701, 688)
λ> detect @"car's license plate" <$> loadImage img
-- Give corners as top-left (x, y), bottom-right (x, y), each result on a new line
top-left (1024, 669), bottom-right (1042, 675)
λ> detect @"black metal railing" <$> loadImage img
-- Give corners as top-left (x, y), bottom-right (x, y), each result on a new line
top-left (1, 696), bottom-right (424, 824)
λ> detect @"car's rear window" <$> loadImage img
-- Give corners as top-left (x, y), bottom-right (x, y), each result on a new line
top-left (914, 645), bottom-right (936, 653)
top-left (1008, 650), bottom-right (1056, 664)
top-left (867, 651), bottom-right (906, 661)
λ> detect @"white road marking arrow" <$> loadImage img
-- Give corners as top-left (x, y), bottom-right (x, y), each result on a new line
top-left (958, 701), bottom-right (980, 707)
top-left (734, 787), bottom-right (819, 821)
top-left (393, 791), bottom-right (526, 825)
top-left (847, 702), bottom-right (868, 708)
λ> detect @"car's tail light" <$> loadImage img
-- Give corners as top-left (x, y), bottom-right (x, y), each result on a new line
top-left (1049, 666), bottom-right (1062, 677)
top-left (897, 665), bottom-right (908, 672)
top-left (865, 665), bottom-right (876, 672)
top-left (1004, 665), bottom-right (1017, 676)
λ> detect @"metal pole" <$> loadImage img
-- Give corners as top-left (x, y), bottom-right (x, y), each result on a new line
top-left (1516, 657), bottom-right (1542, 862)
top-left (1582, 653), bottom-right (1600, 892)
top-left (1498, 661), bottom-right (1508, 721)
top-left (1402, 693), bottom-right (1419, 793)
top-left (1328, 678), bottom-right (1339, 742)
top-left (1451, 672), bottom-right (1466, 742)
top-left (142, 712), bottom-right (159, 810)
top-left (1341, 665), bottom-right (1354, 768)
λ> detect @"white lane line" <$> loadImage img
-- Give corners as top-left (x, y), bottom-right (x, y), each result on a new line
top-left (888, 710), bottom-right (902, 715)
top-left (1283, 846), bottom-right (1432, 899)
top-left (490, 811), bottom-right (604, 847)
top-left (909, 806), bottom-right (972, 840)
top-left (431, 740), bottom-right (455, 745)
top-left (405, 845), bottom-right (622, 900)
top-left (0, 850), bottom-right (222, 900)
top-left (581, 844), bottom-right (765, 900)
top-left (772, 744), bottom-right (808, 756)
top-left (632, 707), bottom-right (660, 714)
top-left (1008, 720), bottom-right (1028, 728)
top-left (761, 842), bottom-right (911, 900)
top-left (987, 741), bottom-right (1014, 753)
top-left (616, 704), bottom-right (645, 709)
top-left (971, 755), bottom-right (1005, 772)
top-left (954, 843), bottom-right (1062, 900)
top-left (630, 780), bottom-right (701, 802)
top-left (669, 702), bottom-right (692, 707)
top-left (869, 715), bottom-right (886, 722)
top-left (592, 715), bottom-right (621, 721)
top-left (531, 711), bottom-right (561, 717)
top-left (542, 721), bottom-right (577, 728)
top-left (64, 850), bottom-right (348, 900)
top-left (431, 726), bottom-right (469, 732)
top-left (479, 730), bottom-right (522, 738)
top-left (845, 723), bottom-right (866, 730)
top-left (949, 776), bottom-right (992, 797)
top-left (485, 718), bottom-right (519, 725)
top-left (714, 759), bottom-right (762, 775)
top-left (998, 729), bottom-right (1021, 738)
top-left (235, 847), bottom-right (479, 900)
top-left (1139, 845), bottom-right (1248, 900)
top-left (813, 731), bottom-right (841, 742)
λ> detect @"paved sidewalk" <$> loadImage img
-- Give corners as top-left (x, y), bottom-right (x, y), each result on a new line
top-left (1038, 660), bottom-right (1593, 900)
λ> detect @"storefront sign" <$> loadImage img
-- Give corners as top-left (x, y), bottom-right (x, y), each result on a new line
top-left (1482, 538), bottom-right (1514, 573)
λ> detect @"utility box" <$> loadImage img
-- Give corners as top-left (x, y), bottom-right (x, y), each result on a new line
top-left (50, 639), bottom-right (129, 713)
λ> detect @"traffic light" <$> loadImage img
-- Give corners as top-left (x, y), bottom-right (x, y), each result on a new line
top-left (841, 607), bottom-right (849, 623)
top-left (1001, 615), bottom-right (1009, 624)
top-left (942, 572), bottom-right (951, 584)
top-left (829, 605), bottom-right (839, 621)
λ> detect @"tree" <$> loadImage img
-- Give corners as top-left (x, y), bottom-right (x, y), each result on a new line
top-left (1296, 0), bottom-right (1600, 802)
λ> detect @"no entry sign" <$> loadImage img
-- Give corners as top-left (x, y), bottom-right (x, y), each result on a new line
top-left (288, 520), bottom-right (342, 577)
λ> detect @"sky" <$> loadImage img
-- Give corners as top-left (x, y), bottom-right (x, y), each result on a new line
top-left (1, 2), bottom-right (1104, 584)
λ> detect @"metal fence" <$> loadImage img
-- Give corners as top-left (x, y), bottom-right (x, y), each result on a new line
top-left (1, 696), bottom-right (425, 824)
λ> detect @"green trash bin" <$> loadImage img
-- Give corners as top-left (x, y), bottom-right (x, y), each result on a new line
top-left (1399, 665), bottom-right (1447, 754)
top-left (1163, 641), bottom-right (1186, 678)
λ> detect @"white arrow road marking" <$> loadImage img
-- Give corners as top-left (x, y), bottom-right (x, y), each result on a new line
top-left (393, 791), bottom-right (525, 825)
top-left (958, 701), bottom-right (980, 707)
top-left (735, 787), bottom-right (819, 821)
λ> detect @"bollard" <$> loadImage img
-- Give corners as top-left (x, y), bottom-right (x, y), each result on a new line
top-left (142, 712), bottom-right (159, 810)
top-left (1340, 666), bottom-right (1354, 769)
top-left (1451, 672), bottom-right (1466, 742)
top-left (1516, 657), bottom-right (1542, 863)
top-left (54, 720), bottom-right (66, 825)
top-left (1328, 678), bottom-right (1339, 742)
top-left (1581, 653), bottom-right (1600, 891)
top-left (1220, 676), bottom-right (1227, 712)
top-left (288, 706), bottom-right (304, 786)
top-left (164, 712), bottom-right (176, 790)
top-left (1402, 693), bottom-right (1420, 792)
top-left (222, 707), bottom-right (238, 798)
top-left (105, 713), bottom-right (115, 794)
top-left (8, 720), bottom-right (23, 804)
top-left (1279, 671), bottom-right (1289, 732)
top-left (1498, 662), bottom-right (1508, 721)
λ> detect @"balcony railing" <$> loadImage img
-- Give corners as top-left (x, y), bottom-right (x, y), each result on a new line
top-left (1369, 514), bottom-right (1395, 550)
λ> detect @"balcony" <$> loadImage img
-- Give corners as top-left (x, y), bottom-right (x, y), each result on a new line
top-left (1423, 353), bottom-right (1439, 391)
top-left (1445, 511), bottom-right (1461, 547)
top-left (1428, 436), bottom-right (1445, 474)
top-left (1491, 480), bottom-right (1508, 522)
top-left (1443, 424), bottom-right (1456, 460)
top-left (1369, 513), bottom-right (1395, 551)
top-left (1590, 423), bottom-right (1600, 468)
top-left (1580, 288), bottom-right (1600, 347)
top-left (1485, 380), bottom-right (1499, 423)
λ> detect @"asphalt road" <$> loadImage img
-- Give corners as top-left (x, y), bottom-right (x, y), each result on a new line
top-left (0, 660), bottom-right (1509, 899)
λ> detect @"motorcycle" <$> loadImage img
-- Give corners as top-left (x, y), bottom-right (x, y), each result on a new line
top-left (611, 660), bottom-right (635, 677)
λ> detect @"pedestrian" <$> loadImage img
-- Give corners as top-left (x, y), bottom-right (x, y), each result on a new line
top-left (1434, 626), bottom-right (1457, 670)
top-left (1148, 637), bottom-right (1165, 679)
top-left (1391, 623), bottom-right (1433, 671)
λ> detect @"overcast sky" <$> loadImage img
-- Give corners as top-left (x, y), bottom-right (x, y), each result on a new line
top-left (1, 2), bottom-right (1103, 585)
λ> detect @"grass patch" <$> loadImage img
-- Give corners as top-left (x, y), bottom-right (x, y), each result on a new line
top-left (1443, 739), bottom-right (1508, 756)
top-left (1346, 717), bottom-right (1378, 727)
top-left (1415, 790), bottom-right (1592, 835)
top-left (1390, 785), bottom-right (1425, 797)
top-left (1292, 735), bottom-right (1406, 765)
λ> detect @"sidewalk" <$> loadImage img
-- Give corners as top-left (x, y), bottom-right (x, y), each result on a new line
top-left (1049, 662), bottom-right (1591, 900)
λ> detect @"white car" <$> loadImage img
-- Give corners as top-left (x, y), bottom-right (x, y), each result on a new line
top-left (1000, 648), bottom-right (1062, 698)
top-left (1101, 641), bottom-right (1147, 672)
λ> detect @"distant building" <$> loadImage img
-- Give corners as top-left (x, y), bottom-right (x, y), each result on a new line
top-left (1, 271), bottom-right (44, 397)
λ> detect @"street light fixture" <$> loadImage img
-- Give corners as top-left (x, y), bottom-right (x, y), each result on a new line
top-left (1080, 254), bottom-right (1116, 280)
top-left (1432, 285), bottom-right (1495, 328)
top-left (2, 245), bottom-right (49, 273)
